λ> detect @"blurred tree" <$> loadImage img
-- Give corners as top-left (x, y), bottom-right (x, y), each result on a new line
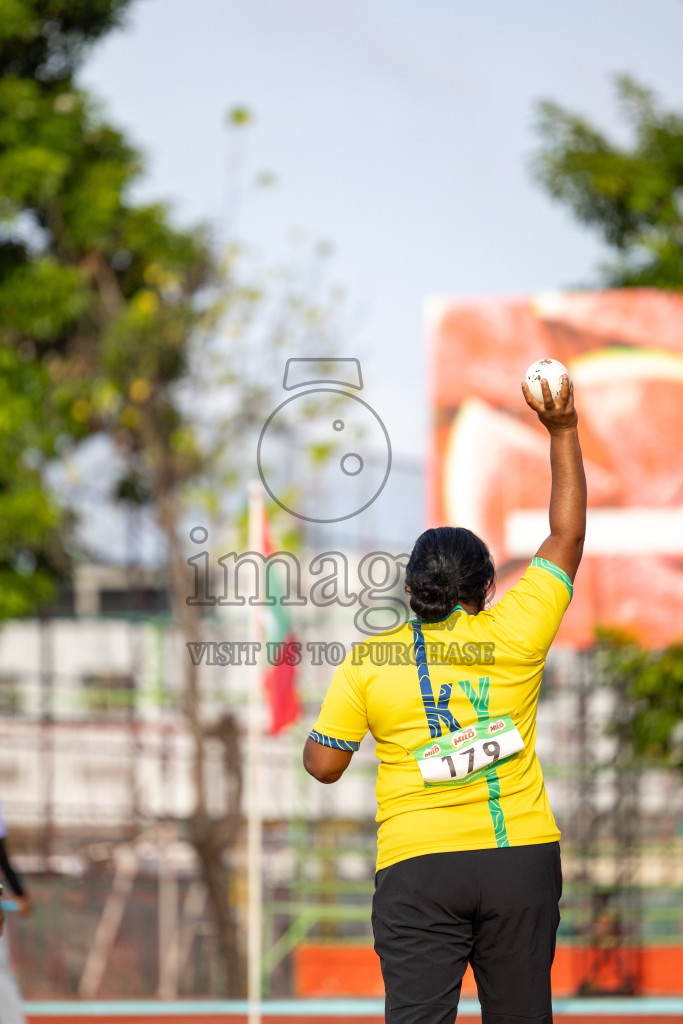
top-left (0, 0), bottom-right (205, 622)
top-left (0, 0), bottom-right (243, 993)
top-left (1, 0), bottom-right (344, 997)
top-left (531, 74), bottom-right (683, 288)
top-left (597, 631), bottom-right (683, 775)
top-left (533, 76), bottom-right (683, 774)
top-left (0, 0), bottom-right (134, 616)
top-left (0, 0), bottom-right (131, 80)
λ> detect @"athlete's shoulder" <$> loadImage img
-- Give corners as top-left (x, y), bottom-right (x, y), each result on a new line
top-left (488, 558), bottom-right (573, 614)
top-left (484, 558), bottom-right (573, 655)
top-left (527, 556), bottom-right (574, 598)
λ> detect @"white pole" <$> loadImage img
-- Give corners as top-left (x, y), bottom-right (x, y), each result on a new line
top-left (247, 481), bottom-right (264, 1024)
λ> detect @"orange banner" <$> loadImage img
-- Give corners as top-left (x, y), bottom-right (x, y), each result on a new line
top-left (426, 288), bottom-right (683, 648)
top-left (294, 943), bottom-right (683, 998)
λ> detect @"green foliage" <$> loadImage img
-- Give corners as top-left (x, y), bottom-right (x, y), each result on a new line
top-left (0, 0), bottom-right (134, 83)
top-left (0, 344), bottom-right (65, 615)
top-left (597, 629), bottom-right (683, 774)
top-left (0, 0), bottom-right (214, 619)
top-left (531, 74), bottom-right (683, 288)
top-left (0, 259), bottom-right (88, 340)
top-left (533, 75), bottom-right (683, 771)
top-left (0, 0), bottom-right (343, 624)
top-left (226, 105), bottom-right (252, 127)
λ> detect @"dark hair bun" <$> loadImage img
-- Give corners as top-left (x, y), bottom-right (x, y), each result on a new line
top-left (405, 527), bottom-right (495, 621)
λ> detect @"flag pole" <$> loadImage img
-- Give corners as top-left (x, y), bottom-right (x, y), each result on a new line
top-left (247, 481), bottom-right (264, 1024)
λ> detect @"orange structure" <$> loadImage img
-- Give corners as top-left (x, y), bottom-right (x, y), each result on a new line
top-left (426, 288), bottom-right (683, 649)
top-left (294, 943), bottom-right (683, 999)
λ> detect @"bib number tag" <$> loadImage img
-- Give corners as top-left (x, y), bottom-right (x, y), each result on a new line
top-left (413, 716), bottom-right (524, 787)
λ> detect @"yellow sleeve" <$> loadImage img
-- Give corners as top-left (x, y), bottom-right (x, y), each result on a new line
top-left (493, 557), bottom-right (573, 657)
top-left (310, 654), bottom-right (369, 752)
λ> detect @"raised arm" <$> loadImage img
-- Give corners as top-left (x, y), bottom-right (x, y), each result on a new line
top-left (521, 374), bottom-right (587, 582)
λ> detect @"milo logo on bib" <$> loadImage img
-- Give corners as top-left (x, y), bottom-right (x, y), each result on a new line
top-left (450, 727), bottom-right (476, 749)
top-left (423, 744), bottom-right (441, 758)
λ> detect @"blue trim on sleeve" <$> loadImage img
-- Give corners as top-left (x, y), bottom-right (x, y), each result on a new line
top-left (308, 730), bottom-right (360, 752)
top-left (531, 557), bottom-right (573, 599)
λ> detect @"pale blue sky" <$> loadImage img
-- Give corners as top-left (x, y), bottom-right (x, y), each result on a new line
top-left (80, 0), bottom-right (683, 468)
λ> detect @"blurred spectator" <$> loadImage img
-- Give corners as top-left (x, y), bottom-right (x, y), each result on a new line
top-left (0, 800), bottom-right (29, 1024)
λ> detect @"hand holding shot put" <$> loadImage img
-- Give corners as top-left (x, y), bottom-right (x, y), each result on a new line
top-left (522, 370), bottom-right (576, 431)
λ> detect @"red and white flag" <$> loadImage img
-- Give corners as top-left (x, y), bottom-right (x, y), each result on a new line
top-left (261, 513), bottom-right (301, 735)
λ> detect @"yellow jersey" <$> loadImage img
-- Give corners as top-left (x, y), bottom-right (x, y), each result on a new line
top-left (310, 558), bottom-right (572, 870)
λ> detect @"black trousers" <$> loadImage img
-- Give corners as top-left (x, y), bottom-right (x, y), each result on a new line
top-left (372, 842), bottom-right (562, 1024)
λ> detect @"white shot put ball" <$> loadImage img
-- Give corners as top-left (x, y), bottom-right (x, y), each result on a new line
top-left (525, 358), bottom-right (570, 402)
